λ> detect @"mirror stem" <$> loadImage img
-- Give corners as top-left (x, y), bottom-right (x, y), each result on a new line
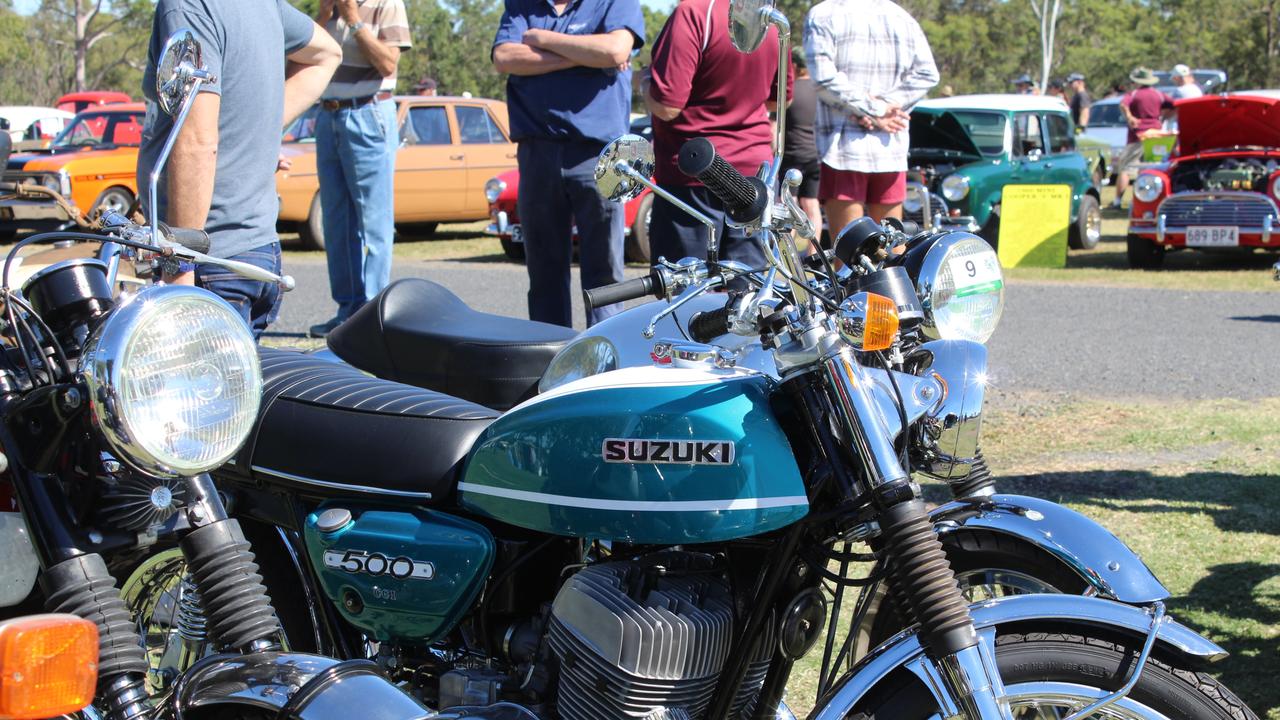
top-left (767, 7), bottom-right (790, 181)
top-left (148, 74), bottom-right (207, 247)
top-left (614, 162), bottom-right (720, 267)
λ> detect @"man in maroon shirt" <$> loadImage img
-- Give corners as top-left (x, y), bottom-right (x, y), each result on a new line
top-left (1113, 67), bottom-right (1172, 208)
top-left (640, 0), bottom-right (792, 266)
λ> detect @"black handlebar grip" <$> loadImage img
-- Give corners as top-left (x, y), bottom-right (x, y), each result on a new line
top-left (897, 219), bottom-right (921, 237)
top-left (677, 138), bottom-right (769, 224)
top-left (161, 224), bottom-right (211, 254)
top-left (583, 275), bottom-right (656, 312)
top-left (688, 306), bottom-right (732, 344)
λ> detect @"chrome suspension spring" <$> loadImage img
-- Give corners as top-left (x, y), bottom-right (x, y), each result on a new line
top-left (175, 573), bottom-right (208, 643)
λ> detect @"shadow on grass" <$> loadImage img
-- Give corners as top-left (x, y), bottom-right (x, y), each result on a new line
top-left (983, 469), bottom-right (1280, 715)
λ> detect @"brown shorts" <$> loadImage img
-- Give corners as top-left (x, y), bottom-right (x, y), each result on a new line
top-left (818, 165), bottom-right (907, 204)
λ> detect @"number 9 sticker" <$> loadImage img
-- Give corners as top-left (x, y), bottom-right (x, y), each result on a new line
top-left (947, 254), bottom-right (1003, 298)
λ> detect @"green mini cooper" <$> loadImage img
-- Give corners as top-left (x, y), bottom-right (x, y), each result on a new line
top-left (907, 94), bottom-right (1103, 250)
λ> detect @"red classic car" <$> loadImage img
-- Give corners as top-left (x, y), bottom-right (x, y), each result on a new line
top-left (485, 169), bottom-right (653, 263)
top-left (1127, 91), bottom-right (1280, 268)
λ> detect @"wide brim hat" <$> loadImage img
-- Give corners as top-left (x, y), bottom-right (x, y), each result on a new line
top-left (1129, 67), bottom-right (1158, 85)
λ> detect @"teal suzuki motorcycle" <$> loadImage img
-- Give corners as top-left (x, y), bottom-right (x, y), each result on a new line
top-left (122, 3), bottom-right (1256, 720)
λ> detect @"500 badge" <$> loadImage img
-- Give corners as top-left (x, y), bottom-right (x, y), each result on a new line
top-left (323, 549), bottom-right (435, 580)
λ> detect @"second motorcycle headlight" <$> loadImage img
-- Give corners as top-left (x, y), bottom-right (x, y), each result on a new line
top-left (81, 285), bottom-right (262, 478)
top-left (538, 335), bottom-right (618, 393)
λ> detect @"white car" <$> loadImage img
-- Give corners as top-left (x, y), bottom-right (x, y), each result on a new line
top-left (0, 107), bottom-right (74, 146)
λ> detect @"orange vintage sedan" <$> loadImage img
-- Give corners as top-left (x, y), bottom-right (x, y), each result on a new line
top-left (276, 96), bottom-right (518, 249)
top-left (1, 103), bottom-right (145, 239)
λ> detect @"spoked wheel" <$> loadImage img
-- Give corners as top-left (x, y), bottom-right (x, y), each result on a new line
top-left (855, 630), bottom-right (1256, 720)
top-left (118, 549), bottom-right (213, 698)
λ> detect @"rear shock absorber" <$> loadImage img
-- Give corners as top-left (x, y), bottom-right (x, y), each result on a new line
top-left (180, 518), bottom-right (283, 652)
top-left (41, 554), bottom-right (150, 720)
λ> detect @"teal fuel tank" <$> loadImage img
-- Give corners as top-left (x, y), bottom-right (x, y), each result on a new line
top-left (303, 504), bottom-right (494, 642)
top-left (459, 365), bottom-right (808, 544)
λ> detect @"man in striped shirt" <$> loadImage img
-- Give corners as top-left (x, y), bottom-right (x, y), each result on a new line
top-left (803, 0), bottom-right (937, 236)
top-left (309, 0), bottom-right (412, 338)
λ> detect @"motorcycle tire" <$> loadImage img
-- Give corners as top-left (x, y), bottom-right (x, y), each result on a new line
top-left (852, 628), bottom-right (1256, 720)
top-left (863, 529), bottom-right (1087, 651)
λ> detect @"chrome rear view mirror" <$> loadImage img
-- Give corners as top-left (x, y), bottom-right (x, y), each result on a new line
top-left (594, 134), bottom-right (655, 202)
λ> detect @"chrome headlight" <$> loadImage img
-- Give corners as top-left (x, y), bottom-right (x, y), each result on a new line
top-left (81, 285), bottom-right (262, 478)
top-left (484, 177), bottom-right (507, 204)
top-left (537, 335), bottom-right (618, 393)
top-left (914, 232), bottom-right (1004, 344)
top-left (1272, 175), bottom-right (1280, 199)
top-left (1133, 174), bottom-right (1164, 203)
top-left (903, 184), bottom-right (925, 214)
top-left (38, 171), bottom-right (68, 195)
top-left (941, 175), bottom-right (970, 202)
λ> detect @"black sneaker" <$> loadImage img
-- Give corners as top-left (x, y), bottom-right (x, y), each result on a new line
top-left (308, 316), bottom-right (343, 338)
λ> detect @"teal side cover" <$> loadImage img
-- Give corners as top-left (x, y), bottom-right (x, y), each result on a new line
top-left (459, 373), bottom-right (808, 543)
top-left (303, 505), bottom-right (494, 642)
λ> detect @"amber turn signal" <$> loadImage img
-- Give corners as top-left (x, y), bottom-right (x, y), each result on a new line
top-left (837, 292), bottom-right (900, 352)
top-left (0, 614), bottom-right (98, 720)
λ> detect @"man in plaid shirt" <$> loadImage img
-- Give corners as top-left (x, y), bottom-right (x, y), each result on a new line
top-left (803, 0), bottom-right (937, 236)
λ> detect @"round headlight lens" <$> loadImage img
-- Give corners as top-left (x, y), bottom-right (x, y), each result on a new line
top-left (39, 174), bottom-right (61, 193)
top-left (1269, 175), bottom-right (1280, 199)
top-left (917, 233), bottom-right (1004, 343)
top-left (82, 286), bottom-right (261, 477)
top-left (903, 184), bottom-right (924, 214)
top-left (538, 335), bottom-right (618, 393)
top-left (941, 175), bottom-right (970, 202)
top-left (1133, 173), bottom-right (1164, 203)
top-left (484, 178), bottom-right (507, 204)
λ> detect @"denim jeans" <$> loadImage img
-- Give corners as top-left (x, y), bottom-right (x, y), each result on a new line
top-left (516, 139), bottom-right (625, 328)
top-left (315, 98), bottom-right (397, 320)
top-left (648, 185), bottom-right (767, 269)
top-left (195, 243), bottom-right (282, 340)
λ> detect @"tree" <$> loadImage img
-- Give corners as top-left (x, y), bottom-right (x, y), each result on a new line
top-left (41, 0), bottom-right (151, 92)
top-left (1029, 0), bottom-right (1061, 92)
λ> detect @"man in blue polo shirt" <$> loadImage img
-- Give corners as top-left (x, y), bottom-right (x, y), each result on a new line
top-left (492, 0), bottom-right (645, 328)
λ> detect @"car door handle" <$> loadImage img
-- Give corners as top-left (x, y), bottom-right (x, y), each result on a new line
top-left (450, 154), bottom-right (465, 160)
top-left (506, 152), bottom-right (516, 159)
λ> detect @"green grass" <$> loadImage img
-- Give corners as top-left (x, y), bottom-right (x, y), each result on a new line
top-left (784, 394), bottom-right (1280, 718)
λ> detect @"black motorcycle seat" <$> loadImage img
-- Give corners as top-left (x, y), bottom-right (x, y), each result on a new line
top-left (242, 348), bottom-right (498, 501)
top-left (326, 278), bottom-right (577, 411)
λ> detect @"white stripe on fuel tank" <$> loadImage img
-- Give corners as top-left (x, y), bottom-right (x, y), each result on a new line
top-left (457, 482), bottom-right (807, 512)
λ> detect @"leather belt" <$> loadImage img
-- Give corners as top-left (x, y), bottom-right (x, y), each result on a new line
top-left (321, 90), bottom-right (393, 111)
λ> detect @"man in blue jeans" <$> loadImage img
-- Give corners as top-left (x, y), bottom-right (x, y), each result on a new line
top-left (138, 0), bottom-right (340, 339)
top-left (492, 0), bottom-right (644, 328)
top-left (309, 0), bottom-right (412, 338)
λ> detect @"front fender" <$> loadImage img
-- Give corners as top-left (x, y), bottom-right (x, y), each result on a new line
top-left (932, 494), bottom-right (1169, 603)
top-left (810, 594), bottom-right (1226, 720)
top-left (171, 652), bottom-right (431, 720)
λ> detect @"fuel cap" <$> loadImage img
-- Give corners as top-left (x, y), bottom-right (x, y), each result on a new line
top-left (315, 508), bottom-right (353, 533)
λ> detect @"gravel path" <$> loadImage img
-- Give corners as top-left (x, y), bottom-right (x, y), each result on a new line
top-left (269, 257), bottom-right (1280, 400)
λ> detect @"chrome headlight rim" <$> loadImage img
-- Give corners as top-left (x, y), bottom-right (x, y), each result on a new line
top-left (484, 177), bottom-right (507, 205)
top-left (941, 174), bottom-right (970, 202)
top-left (903, 183), bottom-right (925, 214)
top-left (81, 285), bottom-right (261, 478)
top-left (914, 231), bottom-right (1005, 344)
top-left (1133, 173), bottom-right (1164, 203)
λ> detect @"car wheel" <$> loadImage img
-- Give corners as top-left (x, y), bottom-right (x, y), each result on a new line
top-left (300, 193), bottom-right (325, 251)
top-left (1126, 233), bottom-right (1164, 269)
top-left (1068, 194), bottom-right (1101, 250)
top-left (500, 235), bottom-right (526, 261)
top-left (92, 186), bottom-right (134, 216)
top-left (626, 193), bottom-right (654, 264)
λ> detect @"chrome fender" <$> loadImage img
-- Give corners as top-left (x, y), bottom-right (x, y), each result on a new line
top-left (932, 494), bottom-right (1170, 604)
top-left (811, 594), bottom-right (1226, 720)
top-left (171, 652), bottom-right (432, 720)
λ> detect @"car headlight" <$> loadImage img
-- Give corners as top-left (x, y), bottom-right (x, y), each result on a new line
top-left (941, 175), bottom-right (970, 202)
top-left (1270, 175), bottom-right (1280, 199)
top-left (537, 335), bottom-right (618, 393)
top-left (903, 184), bottom-right (925, 214)
top-left (81, 285), bottom-right (262, 477)
top-left (484, 178), bottom-right (507, 205)
top-left (1133, 174), bottom-right (1164, 203)
top-left (914, 232), bottom-right (1004, 343)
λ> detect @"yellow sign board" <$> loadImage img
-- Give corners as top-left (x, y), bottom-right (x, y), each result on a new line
top-left (997, 184), bottom-right (1071, 268)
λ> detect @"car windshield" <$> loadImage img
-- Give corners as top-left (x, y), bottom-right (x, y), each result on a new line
top-left (52, 111), bottom-right (145, 148)
top-left (945, 111), bottom-right (1006, 156)
top-left (1089, 102), bottom-right (1125, 127)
